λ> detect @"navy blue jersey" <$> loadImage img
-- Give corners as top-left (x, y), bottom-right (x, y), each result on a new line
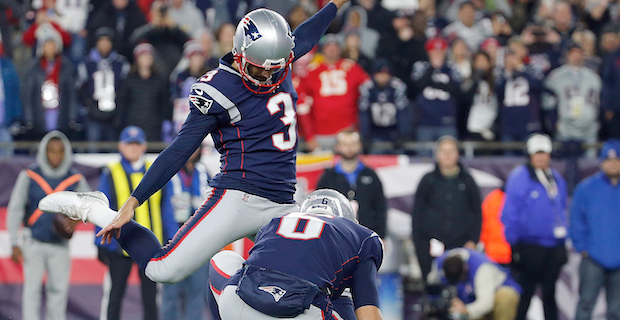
top-left (359, 77), bottom-right (409, 142)
top-left (130, 3), bottom-right (339, 205)
top-left (190, 57), bottom-right (300, 200)
top-left (496, 67), bottom-right (545, 135)
top-left (245, 212), bottom-right (383, 302)
top-left (410, 61), bottom-right (462, 126)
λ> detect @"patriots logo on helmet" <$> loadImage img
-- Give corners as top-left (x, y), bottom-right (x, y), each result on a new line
top-left (258, 286), bottom-right (287, 302)
top-left (189, 94), bottom-right (213, 115)
top-left (243, 17), bottom-right (262, 45)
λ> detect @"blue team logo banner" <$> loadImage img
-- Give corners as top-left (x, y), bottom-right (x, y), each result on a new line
top-left (243, 17), bottom-right (262, 46)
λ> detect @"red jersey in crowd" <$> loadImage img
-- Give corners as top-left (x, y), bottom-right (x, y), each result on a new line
top-left (297, 58), bottom-right (369, 140)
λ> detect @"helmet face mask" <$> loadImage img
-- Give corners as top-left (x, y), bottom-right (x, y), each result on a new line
top-left (300, 189), bottom-right (358, 223)
top-left (233, 9), bottom-right (295, 94)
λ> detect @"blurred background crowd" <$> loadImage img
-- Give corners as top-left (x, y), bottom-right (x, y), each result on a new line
top-left (0, 0), bottom-right (618, 156)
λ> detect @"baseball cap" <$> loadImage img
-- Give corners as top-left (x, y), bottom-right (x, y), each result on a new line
top-left (425, 37), bottom-right (448, 52)
top-left (119, 126), bottom-right (146, 144)
top-left (600, 139), bottom-right (620, 162)
top-left (526, 133), bottom-right (553, 155)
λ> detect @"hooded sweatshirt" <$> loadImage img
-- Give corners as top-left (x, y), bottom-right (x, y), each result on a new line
top-left (7, 131), bottom-right (90, 245)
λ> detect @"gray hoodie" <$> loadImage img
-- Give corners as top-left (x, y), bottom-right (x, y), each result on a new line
top-left (7, 131), bottom-right (90, 246)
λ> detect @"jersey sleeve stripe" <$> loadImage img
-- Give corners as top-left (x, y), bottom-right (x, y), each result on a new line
top-left (193, 82), bottom-right (242, 124)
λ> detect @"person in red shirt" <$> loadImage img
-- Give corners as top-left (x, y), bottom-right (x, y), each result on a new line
top-left (297, 34), bottom-right (370, 152)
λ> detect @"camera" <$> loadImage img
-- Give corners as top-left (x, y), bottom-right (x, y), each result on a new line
top-left (159, 4), bottom-right (168, 16)
top-left (414, 284), bottom-right (457, 320)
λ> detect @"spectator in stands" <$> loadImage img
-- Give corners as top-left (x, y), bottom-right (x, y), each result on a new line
top-left (31, 0), bottom-right (88, 64)
top-left (297, 34), bottom-right (369, 152)
top-left (96, 126), bottom-right (173, 320)
top-left (443, 1), bottom-right (493, 51)
top-left (543, 42), bottom-right (601, 158)
top-left (599, 24), bottom-right (619, 56)
top-left (316, 129), bottom-right (388, 238)
top-left (409, 37), bottom-right (462, 151)
top-left (376, 10), bottom-right (428, 83)
top-left (7, 131), bottom-right (90, 320)
top-left (451, 38), bottom-right (473, 80)
top-left (0, 35), bottom-right (22, 156)
top-left (481, 37), bottom-right (503, 70)
top-left (22, 8), bottom-right (72, 55)
top-left (570, 139), bottom-right (620, 320)
top-left (22, 26), bottom-right (77, 140)
top-left (502, 133), bottom-right (568, 320)
top-left (429, 248), bottom-right (521, 320)
top-left (168, 0), bottom-right (205, 39)
top-left (117, 43), bottom-right (171, 142)
top-left (130, 0), bottom-right (190, 78)
top-left (341, 31), bottom-right (373, 73)
top-left (286, 5), bottom-right (311, 31)
top-left (496, 44), bottom-right (544, 147)
top-left (509, 0), bottom-right (537, 34)
top-left (600, 29), bottom-right (620, 139)
top-left (572, 29), bottom-right (602, 71)
top-left (551, 1), bottom-right (575, 50)
top-left (76, 27), bottom-right (131, 145)
top-left (521, 23), bottom-right (562, 74)
top-left (358, 59), bottom-right (409, 152)
top-left (412, 136), bottom-right (482, 280)
top-left (213, 23), bottom-right (235, 58)
top-left (465, 51), bottom-right (498, 141)
top-left (86, 0), bottom-right (148, 60)
top-left (357, 0), bottom-right (395, 36)
top-left (340, 6), bottom-right (379, 58)
top-left (480, 187), bottom-right (512, 266)
top-left (170, 41), bottom-right (212, 136)
top-left (418, 0), bottom-right (448, 38)
top-left (491, 12), bottom-right (514, 45)
top-left (161, 147), bottom-right (209, 320)
top-left (584, 0), bottom-right (614, 36)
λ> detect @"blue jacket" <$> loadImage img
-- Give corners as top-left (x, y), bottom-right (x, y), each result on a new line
top-left (569, 172), bottom-right (620, 270)
top-left (501, 164), bottom-right (568, 247)
top-left (1, 57), bottom-right (22, 126)
top-left (435, 248), bottom-right (521, 304)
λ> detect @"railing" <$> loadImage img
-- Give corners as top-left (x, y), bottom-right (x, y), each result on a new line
top-left (0, 140), bottom-right (603, 159)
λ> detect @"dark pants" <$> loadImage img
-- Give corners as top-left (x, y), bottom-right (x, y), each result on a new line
top-left (510, 243), bottom-right (567, 320)
top-left (98, 248), bottom-right (159, 320)
top-left (415, 239), bottom-right (462, 282)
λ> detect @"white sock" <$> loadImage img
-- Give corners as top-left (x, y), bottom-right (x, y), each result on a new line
top-left (86, 202), bottom-right (118, 228)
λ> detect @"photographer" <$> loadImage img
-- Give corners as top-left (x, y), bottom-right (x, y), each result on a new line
top-left (429, 248), bottom-right (521, 320)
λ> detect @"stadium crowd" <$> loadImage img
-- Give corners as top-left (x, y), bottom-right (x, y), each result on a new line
top-left (0, 0), bottom-right (618, 155)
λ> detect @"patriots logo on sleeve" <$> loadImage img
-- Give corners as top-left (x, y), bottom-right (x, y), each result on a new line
top-left (243, 17), bottom-right (262, 46)
top-left (189, 91), bottom-right (214, 115)
top-left (258, 286), bottom-right (287, 302)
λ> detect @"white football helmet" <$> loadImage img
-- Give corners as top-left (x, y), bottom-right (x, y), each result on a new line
top-left (300, 189), bottom-right (358, 223)
top-left (232, 8), bottom-right (295, 94)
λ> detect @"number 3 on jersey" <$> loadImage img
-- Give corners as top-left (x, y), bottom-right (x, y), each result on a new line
top-left (267, 93), bottom-right (297, 151)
